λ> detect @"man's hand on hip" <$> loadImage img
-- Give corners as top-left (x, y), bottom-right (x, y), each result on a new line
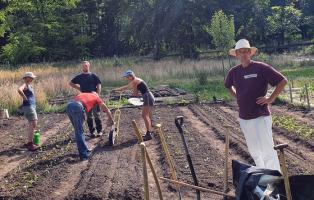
top-left (256, 96), bottom-right (274, 105)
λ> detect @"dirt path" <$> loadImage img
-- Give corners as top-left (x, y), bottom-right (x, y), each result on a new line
top-left (66, 108), bottom-right (144, 200)
top-left (51, 136), bottom-right (102, 200)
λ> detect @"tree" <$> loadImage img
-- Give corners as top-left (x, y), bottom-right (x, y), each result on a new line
top-left (266, 4), bottom-right (302, 45)
top-left (1, 0), bottom-right (81, 63)
top-left (205, 10), bottom-right (235, 78)
top-left (205, 10), bottom-right (235, 53)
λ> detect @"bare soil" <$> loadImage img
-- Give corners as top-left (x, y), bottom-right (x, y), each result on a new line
top-left (0, 102), bottom-right (313, 199)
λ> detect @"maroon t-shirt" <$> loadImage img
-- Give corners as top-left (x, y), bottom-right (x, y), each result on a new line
top-left (224, 61), bottom-right (285, 120)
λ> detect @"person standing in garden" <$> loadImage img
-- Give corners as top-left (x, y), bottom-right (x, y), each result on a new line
top-left (224, 39), bottom-right (287, 171)
top-left (18, 72), bottom-right (38, 151)
top-left (69, 61), bottom-right (103, 138)
top-left (66, 92), bottom-right (114, 160)
top-left (112, 69), bottom-right (155, 141)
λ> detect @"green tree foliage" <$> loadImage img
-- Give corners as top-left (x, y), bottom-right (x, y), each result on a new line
top-left (205, 10), bottom-right (235, 53)
top-left (2, 33), bottom-right (46, 64)
top-left (0, 0), bottom-right (313, 64)
top-left (1, 0), bottom-right (81, 63)
top-left (266, 4), bottom-right (302, 45)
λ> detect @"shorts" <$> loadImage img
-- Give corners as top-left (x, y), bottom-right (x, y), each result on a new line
top-left (142, 92), bottom-right (155, 106)
top-left (22, 105), bottom-right (38, 122)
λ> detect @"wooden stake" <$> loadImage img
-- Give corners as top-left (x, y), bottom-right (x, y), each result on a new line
top-left (305, 84), bottom-right (311, 109)
top-left (144, 147), bottom-right (164, 200)
top-left (274, 144), bottom-right (292, 200)
top-left (132, 120), bottom-right (144, 143)
top-left (115, 92), bottom-right (123, 135)
top-left (159, 177), bottom-right (235, 198)
top-left (140, 143), bottom-right (150, 200)
top-left (155, 124), bottom-right (178, 181)
top-left (291, 80), bottom-right (294, 88)
top-left (289, 83), bottom-right (293, 103)
top-left (223, 125), bottom-right (231, 195)
top-left (155, 124), bottom-right (182, 199)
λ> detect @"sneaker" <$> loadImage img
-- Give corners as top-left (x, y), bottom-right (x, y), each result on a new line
top-left (27, 142), bottom-right (38, 151)
top-left (22, 142), bottom-right (32, 148)
top-left (97, 131), bottom-right (103, 137)
top-left (80, 157), bottom-right (89, 162)
top-left (143, 132), bottom-right (152, 141)
top-left (90, 131), bottom-right (97, 138)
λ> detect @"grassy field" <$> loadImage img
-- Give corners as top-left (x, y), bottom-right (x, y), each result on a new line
top-left (0, 53), bottom-right (313, 113)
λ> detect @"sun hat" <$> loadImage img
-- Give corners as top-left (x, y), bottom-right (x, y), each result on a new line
top-left (23, 72), bottom-right (37, 79)
top-left (122, 69), bottom-right (135, 77)
top-left (229, 39), bottom-right (257, 57)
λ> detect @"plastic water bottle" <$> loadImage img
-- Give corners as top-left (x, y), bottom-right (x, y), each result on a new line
top-left (33, 130), bottom-right (41, 145)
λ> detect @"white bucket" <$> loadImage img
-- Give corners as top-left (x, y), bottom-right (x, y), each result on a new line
top-left (0, 109), bottom-right (9, 119)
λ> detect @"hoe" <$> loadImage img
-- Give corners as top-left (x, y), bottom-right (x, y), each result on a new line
top-left (108, 92), bottom-right (122, 146)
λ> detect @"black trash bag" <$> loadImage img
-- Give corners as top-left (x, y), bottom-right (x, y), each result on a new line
top-left (287, 175), bottom-right (314, 200)
top-left (232, 160), bottom-right (314, 200)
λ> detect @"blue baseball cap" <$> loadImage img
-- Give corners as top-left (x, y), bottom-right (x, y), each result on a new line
top-left (122, 69), bottom-right (135, 77)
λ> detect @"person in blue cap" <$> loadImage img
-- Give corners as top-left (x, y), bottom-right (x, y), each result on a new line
top-left (113, 69), bottom-right (155, 141)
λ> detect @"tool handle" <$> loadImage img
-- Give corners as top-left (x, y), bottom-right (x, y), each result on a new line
top-left (274, 143), bottom-right (288, 150)
top-left (175, 116), bottom-right (184, 127)
top-left (174, 116), bottom-right (200, 200)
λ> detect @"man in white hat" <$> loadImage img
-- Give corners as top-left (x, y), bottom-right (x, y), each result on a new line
top-left (225, 39), bottom-right (287, 171)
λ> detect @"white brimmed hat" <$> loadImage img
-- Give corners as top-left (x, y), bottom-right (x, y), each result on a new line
top-left (23, 72), bottom-right (37, 79)
top-left (229, 39), bottom-right (257, 57)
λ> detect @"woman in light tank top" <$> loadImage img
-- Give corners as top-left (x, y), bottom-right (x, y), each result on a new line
top-left (113, 69), bottom-right (155, 141)
top-left (18, 72), bottom-right (38, 151)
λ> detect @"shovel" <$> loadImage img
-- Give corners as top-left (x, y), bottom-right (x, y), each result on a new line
top-left (175, 116), bottom-right (201, 200)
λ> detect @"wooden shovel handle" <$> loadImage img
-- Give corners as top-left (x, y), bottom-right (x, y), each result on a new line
top-left (274, 143), bottom-right (288, 150)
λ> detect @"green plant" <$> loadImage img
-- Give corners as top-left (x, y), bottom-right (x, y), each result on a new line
top-left (196, 71), bottom-right (209, 85)
top-left (107, 97), bottom-right (129, 109)
top-left (273, 115), bottom-right (314, 139)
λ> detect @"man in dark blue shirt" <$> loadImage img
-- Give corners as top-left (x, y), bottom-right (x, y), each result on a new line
top-left (69, 61), bottom-right (103, 138)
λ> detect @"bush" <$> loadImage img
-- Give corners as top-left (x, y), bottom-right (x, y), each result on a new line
top-left (254, 52), bottom-right (271, 63)
top-left (196, 71), bottom-right (209, 85)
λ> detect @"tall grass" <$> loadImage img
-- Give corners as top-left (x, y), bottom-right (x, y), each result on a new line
top-left (0, 53), bottom-right (308, 113)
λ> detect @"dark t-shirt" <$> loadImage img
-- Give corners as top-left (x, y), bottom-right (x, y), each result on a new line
top-left (71, 73), bottom-right (101, 93)
top-left (224, 61), bottom-right (285, 120)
